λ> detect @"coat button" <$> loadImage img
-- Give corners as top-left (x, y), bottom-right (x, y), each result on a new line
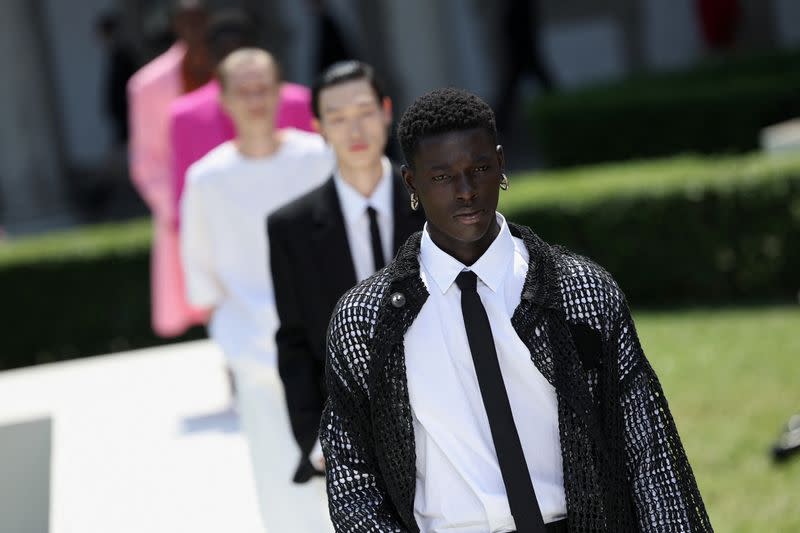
top-left (390, 292), bottom-right (406, 308)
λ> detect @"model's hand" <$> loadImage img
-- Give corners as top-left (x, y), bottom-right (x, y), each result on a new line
top-left (310, 439), bottom-right (325, 471)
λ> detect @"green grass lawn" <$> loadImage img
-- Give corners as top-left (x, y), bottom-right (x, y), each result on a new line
top-left (634, 305), bottom-right (800, 532)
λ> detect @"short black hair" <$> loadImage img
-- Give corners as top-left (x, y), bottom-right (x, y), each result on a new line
top-left (206, 9), bottom-right (258, 65)
top-left (311, 60), bottom-right (386, 119)
top-left (397, 87), bottom-right (497, 167)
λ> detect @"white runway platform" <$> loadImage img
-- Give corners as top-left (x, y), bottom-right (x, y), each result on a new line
top-left (0, 340), bottom-right (267, 533)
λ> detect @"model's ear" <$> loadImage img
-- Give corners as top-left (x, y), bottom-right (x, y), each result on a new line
top-left (218, 89), bottom-right (231, 116)
top-left (382, 97), bottom-right (393, 125)
top-left (312, 118), bottom-right (326, 142)
top-left (496, 144), bottom-right (505, 172)
top-left (401, 164), bottom-right (416, 195)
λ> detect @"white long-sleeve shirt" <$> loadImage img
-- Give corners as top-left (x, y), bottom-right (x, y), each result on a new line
top-left (180, 130), bottom-right (334, 367)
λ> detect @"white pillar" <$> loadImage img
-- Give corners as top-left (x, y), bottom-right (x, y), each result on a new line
top-left (440, 0), bottom-right (496, 100)
top-left (773, 0), bottom-right (800, 47)
top-left (382, 0), bottom-right (453, 109)
top-left (0, 0), bottom-right (68, 232)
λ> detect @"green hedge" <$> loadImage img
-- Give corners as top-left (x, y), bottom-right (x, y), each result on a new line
top-left (501, 153), bottom-right (800, 304)
top-left (2, 152), bottom-right (799, 369)
top-left (0, 220), bottom-right (204, 371)
top-left (529, 50), bottom-right (800, 167)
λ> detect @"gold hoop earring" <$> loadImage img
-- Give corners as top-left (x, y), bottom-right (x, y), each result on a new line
top-left (410, 193), bottom-right (419, 211)
top-left (500, 173), bottom-right (509, 191)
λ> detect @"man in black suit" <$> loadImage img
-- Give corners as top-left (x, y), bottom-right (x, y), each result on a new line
top-left (267, 61), bottom-right (424, 484)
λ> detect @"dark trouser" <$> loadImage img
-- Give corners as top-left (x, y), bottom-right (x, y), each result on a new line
top-left (511, 519), bottom-right (567, 533)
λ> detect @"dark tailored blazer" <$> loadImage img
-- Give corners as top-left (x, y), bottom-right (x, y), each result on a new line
top-left (320, 223), bottom-right (713, 532)
top-left (267, 170), bottom-right (424, 483)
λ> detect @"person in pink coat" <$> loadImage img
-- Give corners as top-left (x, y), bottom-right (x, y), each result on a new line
top-left (170, 10), bottom-right (315, 223)
top-left (127, 1), bottom-right (213, 337)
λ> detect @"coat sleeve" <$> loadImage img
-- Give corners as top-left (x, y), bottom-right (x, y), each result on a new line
top-left (170, 108), bottom-right (193, 228)
top-left (614, 299), bottom-right (714, 532)
top-left (320, 297), bottom-right (407, 532)
top-left (268, 214), bottom-right (327, 461)
top-left (127, 79), bottom-right (174, 221)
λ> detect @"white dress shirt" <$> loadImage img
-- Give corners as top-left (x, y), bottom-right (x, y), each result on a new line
top-left (181, 130), bottom-right (334, 368)
top-left (404, 213), bottom-right (567, 532)
top-left (332, 157), bottom-right (394, 282)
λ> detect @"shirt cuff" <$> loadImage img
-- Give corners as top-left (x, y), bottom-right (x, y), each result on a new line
top-left (309, 438), bottom-right (324, 470)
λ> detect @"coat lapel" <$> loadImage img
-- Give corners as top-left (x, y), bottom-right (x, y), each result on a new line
top-left (367, 232), bottom-right (427, 533)
top-left (509, 223), bottom-right (607, 453)
top-left (310, 177), bottom-right (358, 303)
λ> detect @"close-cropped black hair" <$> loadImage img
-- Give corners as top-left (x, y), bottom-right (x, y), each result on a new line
top-left (206, 9), bottom-right (258, 65)
top-left (311, 60), bottom-right (386, 119)
top-left (397, 87), bottom-right (497, 167)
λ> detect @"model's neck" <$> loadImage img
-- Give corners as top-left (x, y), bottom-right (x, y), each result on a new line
top-left (181, 42), bottom-right (211, 90)
top-left (338, 159), bottom-right (385, 198)
top-left (430, 217), bottom-right (500, 266)
top-left (236, 127), bottom-right (281, 159)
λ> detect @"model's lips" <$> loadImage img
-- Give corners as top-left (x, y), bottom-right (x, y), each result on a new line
top-left (349, 143), bottom-right (369, 152)
top-left (453, 209), bottom-right (485, 224)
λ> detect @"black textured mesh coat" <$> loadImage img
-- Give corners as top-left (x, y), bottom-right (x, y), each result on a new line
top-left (320, 223), bottom-right (713, 532)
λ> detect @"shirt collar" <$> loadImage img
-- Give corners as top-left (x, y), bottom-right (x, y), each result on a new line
top-left (420, 212), bottom-right (514, 294)
top-left (333, 157), bottom-right (393, 225)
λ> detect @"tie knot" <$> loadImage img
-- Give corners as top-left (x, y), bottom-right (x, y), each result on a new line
top-left (366, 206), bottom-right (378, 220)
top-left (455, 270), bottom-right (478, 291)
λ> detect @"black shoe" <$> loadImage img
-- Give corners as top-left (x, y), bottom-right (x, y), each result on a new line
top-left (772, 414), bottom-right (800, 463)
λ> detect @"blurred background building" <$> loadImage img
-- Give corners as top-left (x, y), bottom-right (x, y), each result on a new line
top-left (2, 0), bottom-right (800, 234)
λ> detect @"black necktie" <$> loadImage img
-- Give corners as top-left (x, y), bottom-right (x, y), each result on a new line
top-left (455, 271), bottom-right (546, 533)
top-left (367, 206), bottom-right (385, 271)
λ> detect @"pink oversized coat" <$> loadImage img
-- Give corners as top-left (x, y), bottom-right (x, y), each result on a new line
top-left (170, 79), bottom-right (315, 222)
top-left (128, 42), bottom-right (209, 337)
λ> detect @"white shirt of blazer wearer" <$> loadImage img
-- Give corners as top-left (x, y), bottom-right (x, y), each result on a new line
top-left (332, 156), bottom-right (394, 282)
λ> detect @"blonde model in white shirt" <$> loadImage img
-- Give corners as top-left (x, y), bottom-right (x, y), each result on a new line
top-left (180, 48), bottom-right (334, 532)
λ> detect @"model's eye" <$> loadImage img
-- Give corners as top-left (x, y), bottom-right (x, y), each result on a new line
top-left (475, 165), bottom-right (489, 172)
